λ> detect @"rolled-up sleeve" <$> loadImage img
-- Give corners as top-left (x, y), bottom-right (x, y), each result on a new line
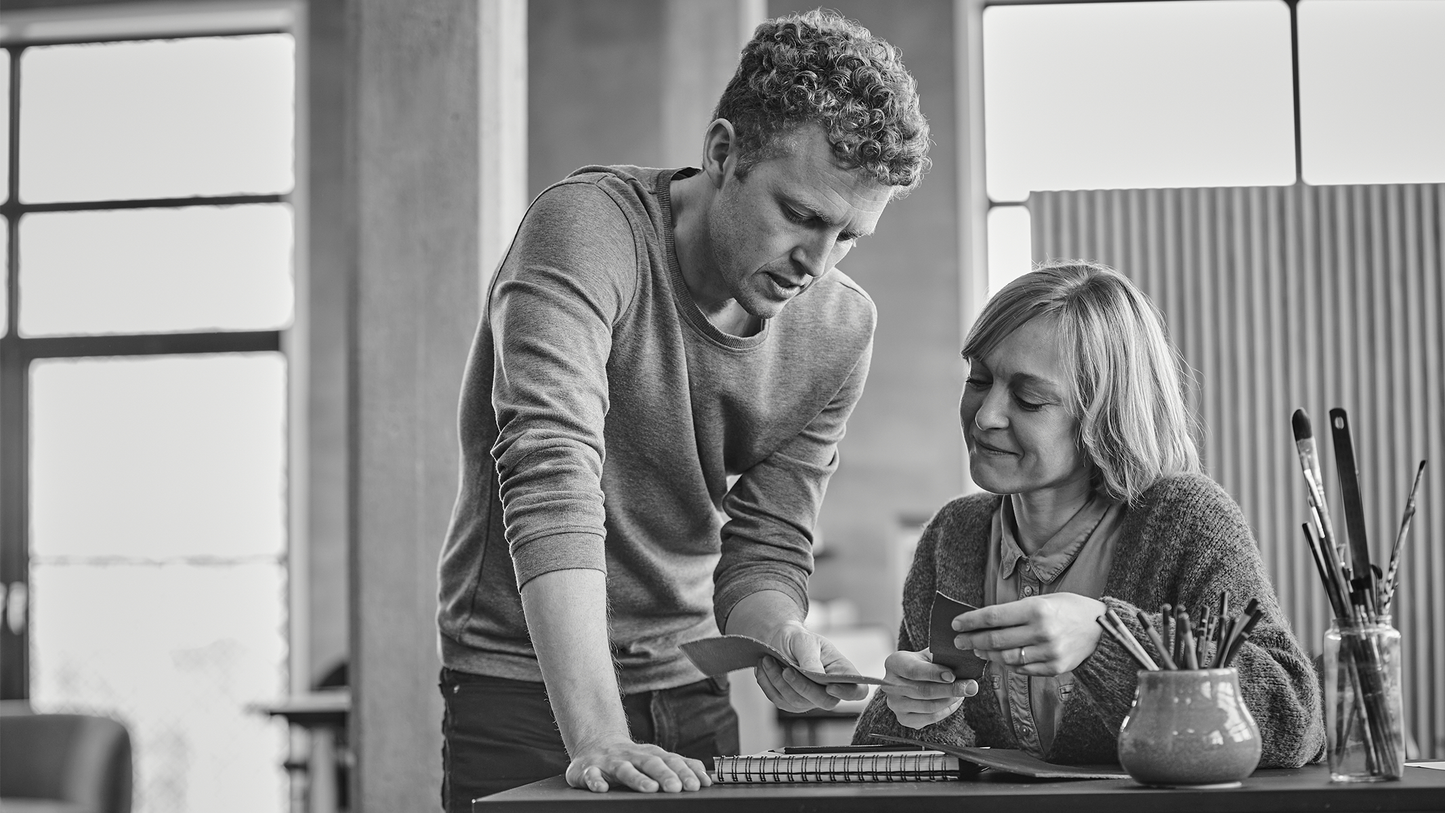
top-left (489, 183), bottom-right (637, 586)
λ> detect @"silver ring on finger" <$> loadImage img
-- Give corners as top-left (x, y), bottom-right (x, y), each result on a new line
top-left (1018, 646), bottom-right (1028, 665)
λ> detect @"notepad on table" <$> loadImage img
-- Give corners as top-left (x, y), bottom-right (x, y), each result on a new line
top-left (712, 746), bottom-right (974, 783)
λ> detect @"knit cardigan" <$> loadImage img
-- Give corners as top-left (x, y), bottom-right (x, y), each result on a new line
top-left (852, 473), bottom-right (1326, 768)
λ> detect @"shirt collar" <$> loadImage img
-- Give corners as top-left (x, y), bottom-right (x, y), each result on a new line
top-left (997, 493), bottom-right (1115, 583)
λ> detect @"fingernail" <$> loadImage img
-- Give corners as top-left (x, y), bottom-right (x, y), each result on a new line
top-left (940, 671), bottom-right (955, 683)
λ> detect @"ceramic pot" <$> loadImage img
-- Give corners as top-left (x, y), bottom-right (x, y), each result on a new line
top-left (1118, 668), bottom-right (1262, 788)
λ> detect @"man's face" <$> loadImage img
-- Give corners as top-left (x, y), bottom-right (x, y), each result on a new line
top-left (705, 124), bottom-right (893, 320)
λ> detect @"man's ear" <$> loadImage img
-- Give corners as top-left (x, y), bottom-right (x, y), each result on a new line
top-left (701, 119), bottom-right (737, 187)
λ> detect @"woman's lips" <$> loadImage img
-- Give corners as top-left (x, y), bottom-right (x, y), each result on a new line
top-left (972, 435), bottom-right (1016, 456)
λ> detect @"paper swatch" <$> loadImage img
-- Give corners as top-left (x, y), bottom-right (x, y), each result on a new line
top-left (930, 591), bottom-right (990, 681)
top-left (679, 634), bottom-right (888, 685)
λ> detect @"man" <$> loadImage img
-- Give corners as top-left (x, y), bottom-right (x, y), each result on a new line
top-left (436, 9), bottom-right (930, 807)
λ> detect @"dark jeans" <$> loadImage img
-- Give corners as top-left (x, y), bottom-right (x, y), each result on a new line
top-left (439, 668), bottom-right (739, 811)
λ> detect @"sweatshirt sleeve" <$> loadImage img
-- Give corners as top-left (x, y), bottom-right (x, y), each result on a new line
top-left (489, 181), bottom-right (637, 587)
top-left (711, 336), bottom-right (872, 630)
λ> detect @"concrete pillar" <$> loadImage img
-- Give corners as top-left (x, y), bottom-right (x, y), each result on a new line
top-left (661, 0), bottom-right (766, 168)
top-left (344, 1), bottom-right (524, 808)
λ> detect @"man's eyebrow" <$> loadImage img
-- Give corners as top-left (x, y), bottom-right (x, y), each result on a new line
top-left (783, 195), bottom-right (874, 239)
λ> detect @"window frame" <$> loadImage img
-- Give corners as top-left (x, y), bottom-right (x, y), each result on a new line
top-left (0, 7), bottom-right (295, 701)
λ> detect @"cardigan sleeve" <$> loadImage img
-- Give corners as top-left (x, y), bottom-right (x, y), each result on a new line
top-left (1066, 474), bottom-right (1326, 767)
top-left (851, 500), bottom-right (981, 748)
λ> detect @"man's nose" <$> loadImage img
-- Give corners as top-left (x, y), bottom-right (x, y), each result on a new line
top-left (791, 236), bottom-right (835, 278)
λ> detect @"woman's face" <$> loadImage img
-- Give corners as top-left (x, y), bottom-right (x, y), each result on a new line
top-left (960, 315), bottom-right (1092, 498)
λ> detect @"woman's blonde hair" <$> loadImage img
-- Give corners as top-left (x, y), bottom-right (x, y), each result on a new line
top-left (962, 260), bottom-right (1201, 503)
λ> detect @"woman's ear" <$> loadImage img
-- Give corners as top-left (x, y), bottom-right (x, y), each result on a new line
top-left (701, 119), bottom-right (737, 187)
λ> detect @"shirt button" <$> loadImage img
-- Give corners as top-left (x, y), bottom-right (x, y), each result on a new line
top-left (1023, 563), bottom-right (1032, 572)
top-left (1023, 586), bottom-right (1035, 597)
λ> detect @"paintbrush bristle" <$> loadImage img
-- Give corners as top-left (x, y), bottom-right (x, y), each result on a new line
top-left (1292, 409), bottom-right (1313, 442)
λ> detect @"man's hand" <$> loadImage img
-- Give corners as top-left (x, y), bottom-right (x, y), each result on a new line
top-left (564, 737), bottom-right (712, 794)
top-left (725, 591), bottom-right (868, 713)
top-left (879, 648), bottom-right (979, 729)
top-left (753, 621), bottom-right (869, 712)
top-left (951, 593), bottom-right (1106, 676)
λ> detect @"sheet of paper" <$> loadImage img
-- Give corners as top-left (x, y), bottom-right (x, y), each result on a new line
top-left (873, 734), bottom-right (1129, 780)
top-left (930, 591), bottom-right (990, 681)
top-left (679, 634), bottom-right (889, 685)
top-left (1407, 761), bottom-right (1445, 771)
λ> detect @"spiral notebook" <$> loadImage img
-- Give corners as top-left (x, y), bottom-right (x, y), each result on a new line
top-left (712, 746), bottom-right (973, 783)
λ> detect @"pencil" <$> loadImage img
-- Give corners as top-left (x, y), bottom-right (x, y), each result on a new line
top-left (1137, 610), bottom-right (1177, 671)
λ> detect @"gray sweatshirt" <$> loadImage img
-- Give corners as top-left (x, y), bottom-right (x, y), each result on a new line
top-left (437, 166), bottom-right (876, 693)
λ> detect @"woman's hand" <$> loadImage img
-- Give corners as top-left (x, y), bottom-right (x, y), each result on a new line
top-left (878, 649), bottom-right (979, 729)
top-left (952, 593), bottom-right (1106, 676)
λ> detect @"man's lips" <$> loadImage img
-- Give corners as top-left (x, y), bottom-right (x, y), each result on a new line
top-left (765, 271), bottom-right (805, 290)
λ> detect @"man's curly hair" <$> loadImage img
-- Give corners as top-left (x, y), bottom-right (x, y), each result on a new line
top-left (713, 9), bottom-right (931, 194)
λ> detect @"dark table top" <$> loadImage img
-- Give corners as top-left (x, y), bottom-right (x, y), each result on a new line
top-left (476, 764), bottom-right (1445, 813)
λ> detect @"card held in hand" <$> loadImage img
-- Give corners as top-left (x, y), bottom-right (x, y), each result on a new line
top-left (678, 635), bottom-right (888, 685)
top-left (930, 591), bottom-right (990, 681)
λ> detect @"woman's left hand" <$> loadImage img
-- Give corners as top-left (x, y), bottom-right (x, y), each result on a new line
top-left (951, 593), bottom-right (1107, 677)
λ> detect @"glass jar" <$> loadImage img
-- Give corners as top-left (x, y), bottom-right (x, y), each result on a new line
top-left (1323, 619), bottom-right (1404, 782)
top-left (1117, 668), bottom-right (1262, 787)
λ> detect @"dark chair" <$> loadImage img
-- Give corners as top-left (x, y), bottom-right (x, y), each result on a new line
top-left (0, 702), bottom-right (133, 813)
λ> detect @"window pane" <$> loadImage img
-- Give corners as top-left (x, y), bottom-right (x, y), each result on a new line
top-left (1, 53), bottom-right (10, 202)
top-left (987, 206), bottom-right (1033, 297)
top-left (1, 223), bottom-right (8, 338)
top-left (30, 354), bottom-right (286, 559)
top-left (30, 560), bottom-right (286, 813)
top-left (20, 35), bottom-right (294, 202)
top-left (20, 205), bottom-right (294, 336)
top-left (1299, 0), bottom-right (1445, 185)
top-left (984, 1), bottom-right (1296, 201)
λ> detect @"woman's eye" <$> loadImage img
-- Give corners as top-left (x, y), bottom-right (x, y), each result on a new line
top-left (1015, 396), bottom-right (1045, 411)
top-left (965, 377), bottom-right (990, 389)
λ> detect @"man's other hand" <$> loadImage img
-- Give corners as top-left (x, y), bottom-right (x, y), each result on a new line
top-left (564, 737), bottom-right (712, 794)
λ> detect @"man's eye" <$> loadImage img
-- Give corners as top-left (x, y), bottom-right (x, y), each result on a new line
top-left (784, 207), bottom-right (810, 223)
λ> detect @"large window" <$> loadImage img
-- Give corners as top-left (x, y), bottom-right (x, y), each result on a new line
top-left (981, 0), bottom-right (1445, 293)
top-left (1, 19), bottom-right (295, 813)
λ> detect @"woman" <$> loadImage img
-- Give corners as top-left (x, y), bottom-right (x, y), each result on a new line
top-left (852, 261), bottom-right (1324, 767)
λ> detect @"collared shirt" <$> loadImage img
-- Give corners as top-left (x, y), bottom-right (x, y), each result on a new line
top-left (984, 492), bottom-right (1126, 757)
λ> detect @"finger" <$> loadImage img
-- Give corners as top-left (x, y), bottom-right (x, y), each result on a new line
top-left (779, 666), bottom-right (838, 711)
top-left (612, 761), bottom-right (660, 793)
top-left (663, 756), bottom-right (700, 792)
top-left (754, 659), bottom-right (799, 711)
top-left (565, 763), bottom-right (611, 792)
top-left (954, 600), bottom-right (1036, 632)
top-left (582, 765), bottom-right (609, 793)
top-left (887, 651), bottom-right (955, 682)
top-left (682, 757), bottom-right (713, 789)
top-left (960, 679), bottom-right (980, 698)
top-left (642, 754), bottom-right (688, 793)
top-left (954, 627), bottom-right (1034, 653)
top-left (889, 697), bottom-right (963, 729)
top-left (826, 681), bottom-right (869, 702)
top-left (880, 679), bottom-right (970, 701)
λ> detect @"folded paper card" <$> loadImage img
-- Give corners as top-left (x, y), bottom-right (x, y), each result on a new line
top-left (930, 591), bottom-right (990, 681)
top-left (679, 635), bottom-right (888, 685)
top-left (873, 734), bottom-right (1128, 780)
